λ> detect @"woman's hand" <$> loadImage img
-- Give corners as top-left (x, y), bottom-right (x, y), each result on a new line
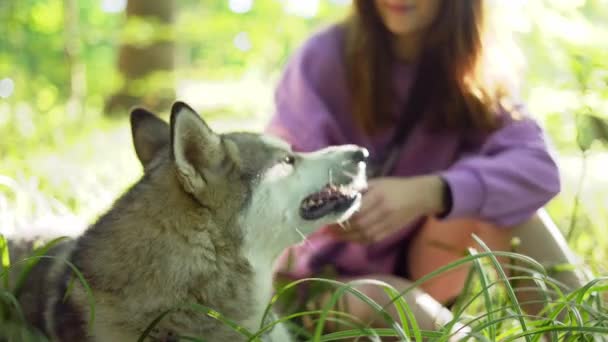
top-left (327, 175), bottom-right (447, 243)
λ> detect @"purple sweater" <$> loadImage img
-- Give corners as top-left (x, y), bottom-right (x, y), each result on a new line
top-left (265, 24), bottom-right (561, 278)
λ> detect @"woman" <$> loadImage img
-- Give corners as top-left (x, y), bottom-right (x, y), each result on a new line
top-left (266, 0), bottom-right (560, 334)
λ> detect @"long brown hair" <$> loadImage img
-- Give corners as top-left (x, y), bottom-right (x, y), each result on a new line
top-left (346, 0), bottom-right (511, 135)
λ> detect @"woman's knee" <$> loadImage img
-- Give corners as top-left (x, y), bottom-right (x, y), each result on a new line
top-left (406, 217), bottom-right (513, 303)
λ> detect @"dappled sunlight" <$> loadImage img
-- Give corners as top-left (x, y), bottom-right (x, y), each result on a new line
top-left (101, 0), bottom-right (126, 13)
top-left (0, 78), bottom-right (14, 99)
top-left (177, 76), bottom-right (274, 120)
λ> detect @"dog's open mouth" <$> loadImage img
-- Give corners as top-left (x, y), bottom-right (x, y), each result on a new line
top-left (299, 183), bottom-right (361, 221)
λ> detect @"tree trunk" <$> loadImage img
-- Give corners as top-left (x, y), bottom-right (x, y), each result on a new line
top-left (104, 0), bottom-right (176, 116)
top-left (63, 0), bottom-right (86, 119)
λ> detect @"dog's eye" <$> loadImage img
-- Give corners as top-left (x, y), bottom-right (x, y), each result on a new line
top-left (281, 155), bottom-right (295, 165)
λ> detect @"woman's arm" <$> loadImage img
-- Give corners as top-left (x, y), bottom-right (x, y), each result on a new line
top-left (335, 113), bottom-right (560, 243)
top-left (440, 109), bottom-right (561, 227)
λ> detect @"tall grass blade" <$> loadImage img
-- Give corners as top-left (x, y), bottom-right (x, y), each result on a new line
top-left (314, 279), bottom-right (408, 341)
top-left (13, 236), bottom-right (69, 298)
top-left (472, 235), bottom-right (531, 342)
top-left (469, 247), bottom-right (497, 340)
top-left (0, 234), bottom-right (10, 289)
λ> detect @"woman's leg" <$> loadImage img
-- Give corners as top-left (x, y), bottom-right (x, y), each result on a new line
top-left (509, 210), bottom-right (590, 315)
top-left (407, 212), bottom-right (589, 315)
top-left (406, 217), bottom-right (513, 304)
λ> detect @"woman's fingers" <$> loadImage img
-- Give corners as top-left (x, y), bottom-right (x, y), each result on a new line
top-left (353, 206), bottom-right (388, 231)
top-left (357, 188), bottom-right (384, 215)
top-left (333, 222), bottom-right (370, 242)
top-left (352, 190), bottom-right (385, 226)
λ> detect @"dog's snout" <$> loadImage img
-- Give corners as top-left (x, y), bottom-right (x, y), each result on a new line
top-left (351, 148), bottom-right (369, 163)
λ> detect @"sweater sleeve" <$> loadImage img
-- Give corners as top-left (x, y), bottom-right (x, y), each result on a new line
top-left (440, 107), bottom-right (561, 227)
top-left (264, 28), bottom-right (346, 152)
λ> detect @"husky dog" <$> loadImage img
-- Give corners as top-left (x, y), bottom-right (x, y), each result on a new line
top-left (12, 101), bottom-right (368, 341)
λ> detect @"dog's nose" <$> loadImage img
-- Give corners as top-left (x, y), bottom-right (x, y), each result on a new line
top-left (351, 148), bottom-right (369, 163)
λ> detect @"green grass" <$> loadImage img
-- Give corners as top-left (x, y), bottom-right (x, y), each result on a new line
top-left (0, 234), bottom-right (606, 341)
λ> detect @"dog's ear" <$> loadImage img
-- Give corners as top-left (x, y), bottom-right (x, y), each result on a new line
top-left (170, 101), bottom-right (223, 193)
top-left (130, 108), bottom-right (170, 168)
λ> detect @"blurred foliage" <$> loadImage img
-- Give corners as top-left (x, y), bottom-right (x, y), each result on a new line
top-left (515, 0), bottom-right (608, 152)
top-left (0, 0), bottom-right (605, 151)
top-left (0, 0), bottom-right (348, 159)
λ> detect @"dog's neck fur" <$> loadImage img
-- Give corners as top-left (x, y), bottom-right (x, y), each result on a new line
top-left (68, 163), bottom-right (271, 334)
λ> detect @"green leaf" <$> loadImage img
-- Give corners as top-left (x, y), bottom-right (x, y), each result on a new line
top-left (0, 234), bottom-right (10, 289)
top-left (585, 114), bottom-right (608, 145)
top-left (546, 263), bottom-right (577, 274)
top-left (570, 54), bottom-right (593, 88)
top-left (576, 113), bottom-right (608, 151)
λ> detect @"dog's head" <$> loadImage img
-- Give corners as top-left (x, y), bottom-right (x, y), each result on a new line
top-left (130, 101), bottom-right (367, 259)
